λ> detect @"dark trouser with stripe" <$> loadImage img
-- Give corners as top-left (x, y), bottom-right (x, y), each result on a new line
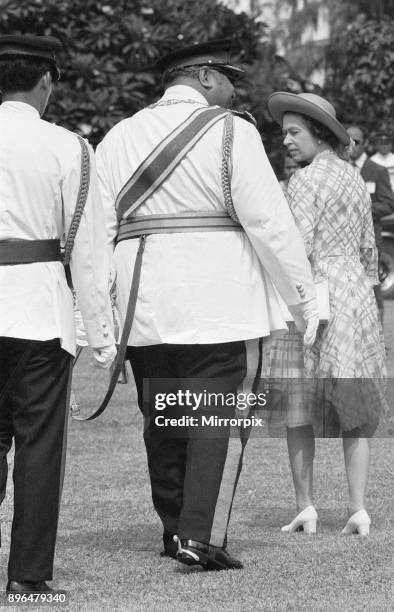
top-left (0, 337), bottom-right (72, 581)
top-left (128, 341), bottom-right (248, 547)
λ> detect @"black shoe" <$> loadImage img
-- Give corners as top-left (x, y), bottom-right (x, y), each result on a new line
top-left (160, 530), bottom-right (178, 559)
top-left (175, 538), bottom-right (243, 571)
top-left (6, 580), bottom-right (54, 594)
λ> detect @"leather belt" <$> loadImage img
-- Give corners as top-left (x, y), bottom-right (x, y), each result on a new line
top-left (116, 211), bottom-right (243, 243)
top-left (0, 239), bottom-right (62, 265)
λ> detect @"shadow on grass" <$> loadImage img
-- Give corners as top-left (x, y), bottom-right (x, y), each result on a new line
top-left (58, 523), bottom-right (159, 552)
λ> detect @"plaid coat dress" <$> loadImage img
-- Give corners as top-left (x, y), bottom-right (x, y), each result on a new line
top-left (264, 150), bottom-right (387, 435)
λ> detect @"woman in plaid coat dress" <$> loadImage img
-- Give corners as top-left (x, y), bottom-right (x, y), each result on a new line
top-left (265, 92), bottom-right (387, 537)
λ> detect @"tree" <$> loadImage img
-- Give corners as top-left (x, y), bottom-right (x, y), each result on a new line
top-left (323, 14), bottom-right (394, 133)
top-left (0, 0), bottom-right (269, 144)
top-left (258, 1), bottom-right (394, 143)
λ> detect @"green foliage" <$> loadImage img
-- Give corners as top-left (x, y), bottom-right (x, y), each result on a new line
top-left (266, 1), bottom-right (394, 141)
top-left (283, 0), bottom-right (321, 49)
top-left (0, 0), bottom-right (272, 144)
top-left (324, 15), bottom-right (394, 133)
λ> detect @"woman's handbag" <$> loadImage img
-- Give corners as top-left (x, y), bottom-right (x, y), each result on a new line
top-left (314, 279), bottom-right (330, 322)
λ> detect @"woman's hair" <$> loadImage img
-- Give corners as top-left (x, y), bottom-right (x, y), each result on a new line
top-left (299, 113), bottom-right (350, 160)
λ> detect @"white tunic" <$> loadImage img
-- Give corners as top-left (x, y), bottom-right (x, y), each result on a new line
top-left (0, 101), bottom-right (114, 355)
top-left (96, 85), bottom-right (315, 346)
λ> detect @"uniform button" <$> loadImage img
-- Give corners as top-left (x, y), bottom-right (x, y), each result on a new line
top-left (296, 282), bottom-right (306, 298)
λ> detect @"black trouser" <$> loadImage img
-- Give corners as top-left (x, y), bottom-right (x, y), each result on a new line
top-left (128, 342), bottom-right (247, 547)
top-left (0, 337), bottom-right (72, 582)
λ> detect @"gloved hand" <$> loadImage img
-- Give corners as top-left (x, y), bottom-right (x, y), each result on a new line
top-left (74, 308), bottom-right (89, 347)
top-left (288, 298), bottom-right (319, 348)
top-left (92, 344), bottom-right (117, 369)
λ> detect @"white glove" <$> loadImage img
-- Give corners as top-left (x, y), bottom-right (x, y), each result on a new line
top-left (92, 344), bottom-right (117, 369)
top-left (74, 308), bottom-right (89, 347)
top-left (288, 298), bottom-right (319, 348)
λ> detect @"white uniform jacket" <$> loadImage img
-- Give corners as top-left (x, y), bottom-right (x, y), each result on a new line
top-left (0, 101), bottom-right (114, 356)
top-left (96, 85), bottom-right (315, 346)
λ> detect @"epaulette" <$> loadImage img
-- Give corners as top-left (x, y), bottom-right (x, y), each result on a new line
top-left (230, 109), bottom-right (257, 126)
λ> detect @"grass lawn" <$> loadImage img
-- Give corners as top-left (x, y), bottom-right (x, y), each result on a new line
top-left (1, 303), bottom-right (394, 611)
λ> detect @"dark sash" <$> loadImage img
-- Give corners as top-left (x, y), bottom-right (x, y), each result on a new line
top-left (115, 106), bottom-right (228, 222)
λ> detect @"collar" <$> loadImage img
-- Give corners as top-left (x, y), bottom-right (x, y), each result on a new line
top-left (0, 100), bottom-right (40, 118)
top-left (374, 152), bottom-right (394, 161)
top-left (313, 149), bottom-right (336, 162)
top-left (355, 152), bottom-right (367, 169)
top-left (160, 85), bottom-right (209, 106)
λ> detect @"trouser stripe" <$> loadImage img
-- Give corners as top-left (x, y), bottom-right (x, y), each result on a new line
top-left (58, 360), bottom-right (73, 514)
top-left (209, 433), bottom-right (243, 547)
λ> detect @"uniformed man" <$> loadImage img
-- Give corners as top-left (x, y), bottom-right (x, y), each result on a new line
top-left (347, 125), bottom-right (394, 321)
top-left (96, 39), bottom-right (318, 571)
top-left (371, 131), bottom-right (394, 192)
top-left (0, 35), bottom-right (116, 593)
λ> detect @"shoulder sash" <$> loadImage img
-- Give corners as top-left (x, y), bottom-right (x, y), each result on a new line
top-left (115, 106), bottom-right (228, 222)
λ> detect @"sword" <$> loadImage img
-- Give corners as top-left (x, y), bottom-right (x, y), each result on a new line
top-left (69, 345), bottom-right (84, 416)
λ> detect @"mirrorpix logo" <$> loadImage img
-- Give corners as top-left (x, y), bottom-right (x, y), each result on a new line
top-left (152, 388), bottom-right (268, 429)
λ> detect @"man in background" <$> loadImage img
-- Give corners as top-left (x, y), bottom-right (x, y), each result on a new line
top-left (279, 152), bottom-right (301, 192)
top-left (347, 125), bottom-right (394, 321)
top-left (371, 131), bottom-right (394, 192)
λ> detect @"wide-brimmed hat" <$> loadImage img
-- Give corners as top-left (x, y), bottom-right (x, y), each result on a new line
top-left (157, 39), bottom-right (245, 83)
top-left (268, 92), bottom-right (350, 146)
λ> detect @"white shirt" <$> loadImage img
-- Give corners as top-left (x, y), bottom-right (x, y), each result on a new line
top-left (96, 85), bottom-right (315, 346)
top-left (354, 152), bottom-right (367, 170)
top-left (371, 152), bottom-right (394, 192)
top-left (0, 101), bottom-right (114, 355)
top-left (354, 153), bottom-right (376, 194)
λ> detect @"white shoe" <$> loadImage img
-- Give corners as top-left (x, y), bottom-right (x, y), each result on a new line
top-left (341, 509), bottom-right (371, 536)
top-left (281, 505), bottom-right (318, 534)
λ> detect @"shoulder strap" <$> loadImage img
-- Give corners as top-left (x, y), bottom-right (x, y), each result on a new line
top-left (115, 106), bottom-right (228, 222)
top-left (62, 135), bottom-right (91, 266)
top-left (230, 109), bottom-right (257, 126)
top-left (221, 112), bottom-right (239, 223)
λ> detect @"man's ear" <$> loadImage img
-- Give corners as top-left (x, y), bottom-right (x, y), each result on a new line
top-left (197, 67), bottom-right (213, 90)
top-left (37, 71), bottom-right (53, 116)
top-left (40, 71), bottom-right (52, 91)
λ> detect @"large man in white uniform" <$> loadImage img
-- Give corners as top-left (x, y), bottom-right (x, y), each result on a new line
top-left (96, 40), bottom-right (318, 571)
top-left (0, 35), bottom-right (116, 593)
